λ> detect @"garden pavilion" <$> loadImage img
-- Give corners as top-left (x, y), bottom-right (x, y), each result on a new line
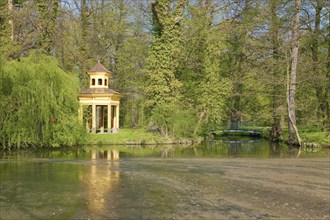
top-left (78, 61), bottom-right (122, 133)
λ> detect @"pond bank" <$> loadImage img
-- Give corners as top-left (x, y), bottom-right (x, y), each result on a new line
top-left (219, 127), bottom-right (330, 149)
top-left (86, 127), bottom-right (329, 150)
top-left (84, 128), bottom-right (198, 146)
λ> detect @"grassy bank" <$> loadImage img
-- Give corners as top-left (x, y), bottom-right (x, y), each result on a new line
top-left (299, 131), bottom-right (330, 148)
top-left (84, 127), bottom-right (329, 147)
top-left (83, 127), bottom-right (195, 145)
top-left (239, 126), bottom-right (329, 148)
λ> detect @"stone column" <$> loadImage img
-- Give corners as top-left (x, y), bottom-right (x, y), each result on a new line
top-left (92, 104), bottom-right (96, 133)
top-left (112, 105), bottom-right (119, 133)
top-left (107, 104), bottom-right (112, 133)
top-left (116, 105), bottom-right (120, 129)
top-left (100, 106), bottom-right (104, 133)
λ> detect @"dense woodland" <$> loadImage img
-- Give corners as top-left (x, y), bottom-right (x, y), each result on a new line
top-left (0, 0), bottom-right (329, 148)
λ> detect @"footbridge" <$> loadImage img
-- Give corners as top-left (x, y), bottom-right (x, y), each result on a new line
top-left (210, 130), bottom-right (262, 137)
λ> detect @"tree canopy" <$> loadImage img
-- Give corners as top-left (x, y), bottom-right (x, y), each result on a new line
top-left (0, 0), bottom-right (329, 147)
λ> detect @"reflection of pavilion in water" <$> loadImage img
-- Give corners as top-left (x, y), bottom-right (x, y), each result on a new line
top-left (79, 150), bottom-right (120, 215)
top-left (90, 149), bottom-right (119, 160)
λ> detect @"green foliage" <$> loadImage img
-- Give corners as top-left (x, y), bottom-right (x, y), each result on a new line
top-left (115, 17), bottom-right (149, 127)
top-left (0, 0), bottom-right (19, 59)
top-left (0, 53), bottom-right (85, 149)
top-left (178, 3), bottom-right (231, 134)
top-left (145, 0), bottom-right (186, 108)
top-left (195, 29), bottom-right (231, 125)
top-left (0, 0), bottom-right (329, 144)
top-left (151, 102), bottom-right (197, 138)
top-left (299, 131), bottom-right (329, 147)
top-left (85, 128), bottom-right (173, 145)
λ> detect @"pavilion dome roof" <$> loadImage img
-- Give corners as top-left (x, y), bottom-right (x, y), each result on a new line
top-left (88, 61), bottom-right (111, 73)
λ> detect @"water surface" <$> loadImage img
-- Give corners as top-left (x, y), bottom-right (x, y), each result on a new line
top-left (1, 139), bottom-right (329, 219)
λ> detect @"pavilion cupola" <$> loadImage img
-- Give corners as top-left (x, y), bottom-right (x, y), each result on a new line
top-left (88, 61), bottom-right (110, 89)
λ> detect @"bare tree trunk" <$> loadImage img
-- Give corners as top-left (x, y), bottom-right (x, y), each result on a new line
top-left (270, 0), bottom-right (282, 141)
top-left (8, 0), bottom-right (13, 41)
top-left (288, 0), bottom-right (301, 146)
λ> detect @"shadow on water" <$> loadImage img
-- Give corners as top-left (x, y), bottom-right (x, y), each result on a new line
top-left (0, 136), bottom-right (328, 160)
top-left (207, 138), bottom-right (288, 158)
top-left (156, 138), bottom-right (327, 159)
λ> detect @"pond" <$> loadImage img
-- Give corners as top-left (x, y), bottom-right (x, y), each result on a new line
top-left (1, 139), bottom-right (329, 219)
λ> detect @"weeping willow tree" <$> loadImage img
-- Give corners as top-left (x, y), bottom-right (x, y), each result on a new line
top-left (0, 53), bottom-right (85, 149)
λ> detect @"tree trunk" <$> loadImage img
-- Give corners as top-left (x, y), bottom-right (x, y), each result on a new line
top-left (326, 11), bottom-right (330, 130)
top-left (79, 0), bottom-right (91, 78)
top-left (287, 0), bottom-right (301, 146)
top-left (324, 7), bottom-right (330, 130)
top-left (312, 0), bottom-right (328, 130)
top-left (270, 0), bottom-right (282, 141)
top-left (8, 0), bottom-right (13, 41)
